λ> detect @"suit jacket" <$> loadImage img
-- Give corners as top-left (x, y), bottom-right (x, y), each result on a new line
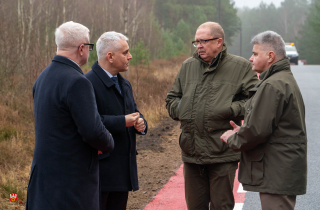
top-left (26, 55), bottom-right (114, 210)
top-left (85, 61), bottom-right (148, 192)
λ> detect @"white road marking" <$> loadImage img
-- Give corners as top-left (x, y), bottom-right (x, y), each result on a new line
top-left (237, 183), bottom-right (247, 193)
top-left (234, 203), bottom-right (244, 210)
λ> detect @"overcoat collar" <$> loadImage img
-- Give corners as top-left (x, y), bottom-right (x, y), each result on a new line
top-left (52, 55), bottom-right (84, 75)
top-left (91, 61), bottom-right (129, 95)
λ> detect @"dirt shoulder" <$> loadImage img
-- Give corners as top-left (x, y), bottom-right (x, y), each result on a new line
top-left (127, 117), bottom-right (182, 210)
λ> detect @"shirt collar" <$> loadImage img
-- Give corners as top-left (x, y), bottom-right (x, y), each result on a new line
top-left (66, 58), bottom-right (80, 68)
top-left (98, 63), bottom-right (116, 78)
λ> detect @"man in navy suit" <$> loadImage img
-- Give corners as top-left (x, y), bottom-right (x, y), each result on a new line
top-left (26, 21), bottom-right (114, 210)
top-left (85, 31), bottom-right (148, 210)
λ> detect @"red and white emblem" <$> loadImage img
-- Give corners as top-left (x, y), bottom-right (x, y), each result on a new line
top-left (9, 193), bottom-right (17, 202)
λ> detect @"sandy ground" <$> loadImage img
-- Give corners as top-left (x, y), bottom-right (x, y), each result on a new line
top-left (127, 117), bottom-right (182, 210)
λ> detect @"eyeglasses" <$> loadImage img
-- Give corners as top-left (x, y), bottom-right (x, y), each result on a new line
top-left (192, 38), bottom-right (219, 47)
top-left (79, 43), bottom-right (94, 51)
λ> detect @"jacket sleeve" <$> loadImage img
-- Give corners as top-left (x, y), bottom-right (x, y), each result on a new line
top-left (131, 82), bottom-right (148, 135)
top-left (230, 63), bottom-right (258, 120)
top-left (67, 77), bottom-right (114, 153)
top-left (100, 115), bottom-right (126, 133)
top-left (165, 67), bottom-right (183, 121)
top-left (228, 83), bottom-right (285, 152)
top-left (135, 110), bottom-right (148, 135)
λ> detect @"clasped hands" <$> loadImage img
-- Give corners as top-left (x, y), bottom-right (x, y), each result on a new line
top-left (220, 121), bottom-right (240, 143)
top-left (125, 112), bottom-right (145, 132)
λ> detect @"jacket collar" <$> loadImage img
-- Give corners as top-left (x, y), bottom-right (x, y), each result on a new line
top-left (91, 61), bottom-right (129, 89)
top-left (248, 58), bottom-right (290, 98)
top-left (256, 57), bottom-right (291, 87)
top-left (52, 55), bottom-right (84, 75)
top-left (193, 43), bottom-right (228, 69)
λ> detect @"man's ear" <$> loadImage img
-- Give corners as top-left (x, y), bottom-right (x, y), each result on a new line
top-left (268, 51), bottom-right (276, 63)
top-left (78, 44), bottom-right (84, 56)
top-left (106, 52), bottom-right (114, 63)
top-left (217, 38), bottom-right (223, 48)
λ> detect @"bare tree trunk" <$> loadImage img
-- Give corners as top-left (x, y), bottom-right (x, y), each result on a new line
top-left (104, 0), bottom-right (108, 30)
top-left (123, 0), bottom-right (129, 36)
top-left (37, 18), bottom-right (40, 46)
top-left (18, 0), bottom-right (25, 52)
top-left (56, 8), bottom-right (60, 28)
top-left (131, 0), bottom-right (137, 44)
top-left (18, 0), bottom-right (22, 55)
top-left (109, 0), bottom-right (113, 30)
top-left (25, 0), bottom-right (34, 56)
top-left (148, 0), bottom-right (155, 48)
top-left (45, 4), bottom-right (49, 47)
top-left (63, 0), bottom-right (66, 23)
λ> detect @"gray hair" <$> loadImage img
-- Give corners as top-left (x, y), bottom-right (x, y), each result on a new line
top-left (96, 31), bottom-right (129, 60)
top-left (55, 21), bottom-right (90, 50)
top-left (251, 31), bottom-right (286, 59)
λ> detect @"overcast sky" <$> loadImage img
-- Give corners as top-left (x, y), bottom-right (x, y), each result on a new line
top-left (232, 0), bottom-right (284, 8)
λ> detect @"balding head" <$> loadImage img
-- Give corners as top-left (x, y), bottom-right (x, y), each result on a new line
top-left (198, 22), bottom-right (225, 42)
top-left (194, 22), bottom-right (225, 63)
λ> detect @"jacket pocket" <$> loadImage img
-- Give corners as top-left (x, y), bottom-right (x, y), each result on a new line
top-left (204, 127), bottom-right (229, 154)
top-left (239, 145), bottom-right (265, 186)
top-left (251, 155), bottom-right (264, 185)
top-left (178, 86), bottom-right (196, 120)
top-left (179, 120), bottom-right (195, 156)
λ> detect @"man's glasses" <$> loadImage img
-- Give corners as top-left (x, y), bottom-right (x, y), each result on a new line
top-left (192, 38), bottom-right (219, 47)
top-left (80, 43), bottom-right (94, 51)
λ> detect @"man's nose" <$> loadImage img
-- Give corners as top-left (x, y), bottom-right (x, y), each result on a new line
top-left (197, 44), bottom-right (203, 49)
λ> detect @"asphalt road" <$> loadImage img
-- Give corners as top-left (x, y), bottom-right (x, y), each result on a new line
top-left (242, 65), bottom-right (320, 210)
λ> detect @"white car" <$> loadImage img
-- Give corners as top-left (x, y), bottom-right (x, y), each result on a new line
top-left (285, 43), bottom-right (299, 65)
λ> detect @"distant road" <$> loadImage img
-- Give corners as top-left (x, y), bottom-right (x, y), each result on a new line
top-left (242, 65), bottom-right (320, 210)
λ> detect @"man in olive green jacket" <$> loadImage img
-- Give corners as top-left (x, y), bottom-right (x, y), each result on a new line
top-left (166, 22), bottom-right (258, 210)
top-left (221, 31), bottom-right (307, 210)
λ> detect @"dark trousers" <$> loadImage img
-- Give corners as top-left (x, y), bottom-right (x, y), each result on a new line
top-left (184, 161), bottom-right (238, 210)
top-left (100, 191), bottom-right (128, 210)
top-left (260, 193), bottom-right (296, 210)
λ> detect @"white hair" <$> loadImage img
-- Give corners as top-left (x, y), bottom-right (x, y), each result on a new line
top-left (55, 21), bottom-right (90, 50)
top-left (251, 31), bottom-right (286, 59)
top-left (96, 31), bottom-right (128, 60)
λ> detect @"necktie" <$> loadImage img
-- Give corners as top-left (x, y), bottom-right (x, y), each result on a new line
top-left (111, 77), bottom-right (122, 95)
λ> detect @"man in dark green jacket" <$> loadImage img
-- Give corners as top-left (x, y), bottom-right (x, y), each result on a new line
top-left (221, 31), bottom-right (307, 210)
top-left (166, 22), bottom-right (258, 210)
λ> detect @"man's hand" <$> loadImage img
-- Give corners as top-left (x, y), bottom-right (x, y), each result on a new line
top-left (134, 118), bottom-right (145, 132)
top-left (125, 112), bottom-right (140, 127)
top-left (220, 121), bottom-right (240, 143)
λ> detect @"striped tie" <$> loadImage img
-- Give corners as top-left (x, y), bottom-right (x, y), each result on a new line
top-left (111, 77), bottom-right (122, 95)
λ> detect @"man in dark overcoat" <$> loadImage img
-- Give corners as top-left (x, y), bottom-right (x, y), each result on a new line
top-left (26, 21), bottom-right (114, 210)
top-left (85, 31), bottom-right (147, 210)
